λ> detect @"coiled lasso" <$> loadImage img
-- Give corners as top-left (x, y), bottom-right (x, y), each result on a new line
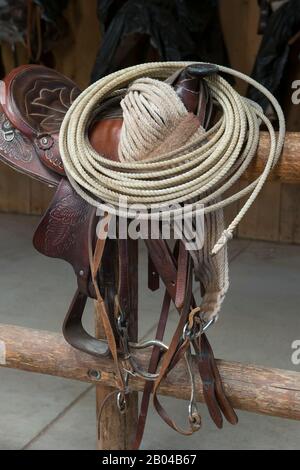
top-left (59, 62), bottom-right (285, 254)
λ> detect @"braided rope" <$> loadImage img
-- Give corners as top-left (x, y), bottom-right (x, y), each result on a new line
top-left (59, 62), bottom-right (285, 254)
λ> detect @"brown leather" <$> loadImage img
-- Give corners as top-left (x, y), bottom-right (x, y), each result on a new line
top-left (144, 238), bottom-right (237, 432)
top-left (148, 254), bottom-right (160, 292)
top-left (0, 105), bottom-right (60, 186)
top-left (193, 335), bottom-right (224, 429)
top-left (0, 65), bottom-right (81, 185)
top-left (151, 243), bottom-right (198, 436)
top-left (91, 224), bottom-right (126, 393)
top-left (62, 289), bottom-right (109, 357)
top-left (89, 118), bottom-right (122, 161)
top-left (100, 239), bottom-right (120, 341)
top-left (33, 179), bottom-right (96, 297)
top-left (132, 240), bottom-right (181, 448)
top-left (0, 65), bottom-right (81, 176)
top-left (200, 334), bottom-right (238, 426)
top-left (132, 290), bottom-right (172, 449)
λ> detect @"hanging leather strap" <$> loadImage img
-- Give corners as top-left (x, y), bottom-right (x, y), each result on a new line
top-left (145, 238), bottom-right (237, 431)
top-left (132, 290), bottom-right (172, 449)
top-left (151, 243), bottom-right (201, 435)
top-left (199, 333), bottom-right (238, 426)
top-left (90, 214), bottom-right (126, 394)
top-left (132, 241), bottom-right (180, 449)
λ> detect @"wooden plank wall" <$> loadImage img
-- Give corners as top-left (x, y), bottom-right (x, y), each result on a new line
top-left (0, 0), bottom-right (299, 243)
top-left (0, 0), bottom-right (99, 215)
top-left (220, 0), bottom-right (300, 244)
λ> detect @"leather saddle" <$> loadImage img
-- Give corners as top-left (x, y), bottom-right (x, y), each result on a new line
top-left (0, 63), bottom-right (237, 447)
top-left (0, 65), bottom-right (105, 355)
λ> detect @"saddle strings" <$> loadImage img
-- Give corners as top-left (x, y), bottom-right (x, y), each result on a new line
top-left (59, 61), bottom-right (285, 255)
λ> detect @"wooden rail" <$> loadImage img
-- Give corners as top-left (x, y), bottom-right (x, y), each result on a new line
top-left (0, 324), bottom-right (299, 422)
top-left (245, 132), bottom-right (300, 183)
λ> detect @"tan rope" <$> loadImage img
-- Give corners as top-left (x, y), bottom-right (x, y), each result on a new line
top-left (59, 62), bottom-right (285, 254)
top-left (118, 77), bottom-right (190, 161)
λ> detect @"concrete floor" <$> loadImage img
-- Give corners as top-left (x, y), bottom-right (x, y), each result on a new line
top-left (0, 213), bottom-right (299, 450)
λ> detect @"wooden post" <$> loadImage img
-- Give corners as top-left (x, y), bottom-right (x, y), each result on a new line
top-left (96, 383), bottom-right (138, 450)
top-left (95, 238), bottom-right (139, 450)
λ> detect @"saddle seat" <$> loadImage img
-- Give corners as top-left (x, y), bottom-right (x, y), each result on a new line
top-left (0, 65), bottom-right (122, 178)
top-left (0, 65), bottom-right (123, 295)
top-left (0, 65), bottom-right (79, 185)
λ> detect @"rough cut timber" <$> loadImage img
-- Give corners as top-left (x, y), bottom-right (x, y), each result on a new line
top-left (0, 324), bottom-right (299, 422)
top-left (244, 132), bottom-right (300, 183)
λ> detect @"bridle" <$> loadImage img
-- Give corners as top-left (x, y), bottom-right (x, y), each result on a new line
top-left (58, 61), bottom-right (285, 449)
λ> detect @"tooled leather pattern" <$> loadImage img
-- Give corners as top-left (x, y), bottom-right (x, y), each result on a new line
top-left (40, 146), bottom-right (65, 174)
top-left (24, 81), bottom-right (80, 175)
top-left (24, 82), bottom-right (80, 134)
top-left (0, 113), bottom-right (33, 163)
top-left (43, 191), bottom-right (89, 258)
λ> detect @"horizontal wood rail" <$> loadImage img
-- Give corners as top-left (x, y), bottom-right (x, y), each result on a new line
top-left (245, 132), bottom-right (300, 183)
top-left (0, 324), bottom-right (299, 422)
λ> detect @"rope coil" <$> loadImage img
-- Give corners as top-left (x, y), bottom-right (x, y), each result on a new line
top-left (59, 62), bottom-right (285, 253)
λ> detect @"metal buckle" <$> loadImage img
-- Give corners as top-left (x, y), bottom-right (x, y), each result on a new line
top-left (116, 370), bottom-right (130, 414)
top-left (2, 120), bottom-right (15, 142)
top-left (117, 311), bottom-right (127, 333)
top-left (116, 391), bottom-right (127, 414)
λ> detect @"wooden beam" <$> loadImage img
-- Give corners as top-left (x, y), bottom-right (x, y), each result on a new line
top-left (0, 324), bottom-right (299, 422)
top-left (244, 132), bottom-right (300, 184)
